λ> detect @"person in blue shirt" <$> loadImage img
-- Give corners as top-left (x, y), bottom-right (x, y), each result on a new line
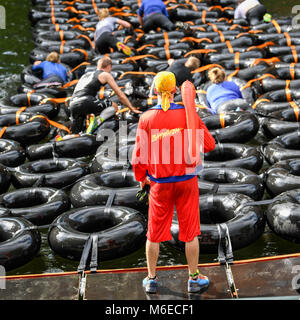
top-left (137, 0), bottom-right (175, 32)
top-left (206, 67), bottom-right (244, 114)
top-left (32, 51), bottom-right (68, 84)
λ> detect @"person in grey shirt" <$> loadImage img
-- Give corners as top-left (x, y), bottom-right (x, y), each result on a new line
top-left (234, 0), bottom-right (267, 25)
top-left (94, 8), bottom-right (133, 55)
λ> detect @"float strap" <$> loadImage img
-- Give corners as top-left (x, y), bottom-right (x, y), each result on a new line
top-left (219, 113), bottom-right (225, 128)
top-left (241, 73), bottom-right (277, 91)
top-left (208, 23), bottom-right (218, 32)
top-left (92, 0), bottom-right (99, 15)
top-left (119, 71), bottom-right (156, 80)
top-left (105, 190), bottom-right (116, 213)
top-left (217, 223), bottom-right (238, 299)
top-left (78, 234), bottom-right (98, 274)
top-left (181, 37), bottom-right (212, 44)
top-left (284, 32), bottom-right (292, 46)
top-left (290, 101), bottom-right (300, 121)
top-left (217, 223), bottom-right (233, 264)
top-left (68, 62), bottom-right (91, 76)
top-left (271, 19), bottom-right (281, 33)
top-left (90, 234), bottom-right (98, 273)
top-left (251, 57), bottom-right (281, 67)
top-left (251, 98), bottom-right (270, 110)
top-left (285, 79), bottom-right (292, 102)
top-left (184, 49), bottom-right (217, 58)
top-left (136, 44), bottom-right (155, 53)
top-left (225, 40), bottom-right (234, 53)
top-left (202, 10), bottom-right (207, 24)
top-left (66, 17), bottom-right (88, 23)
top-left (218, 31), bottom-right (225, 42)
top-left (121, 54), bottom-right (158, 64)
top-left (61, 80), bottom-right (79, 89)
top-left (290, 45), bottom-right (298, 64)
top-left (16, 106), bottom-right (27, 125)
top-left (164, 32), bottom-right (171, 60)
top-left (76, 34), bottom-right (95, 49)
top-left (192, 64), bottom-right (224, 74)
top-left (41, 97), bottom-right (70, 104)
top-left (246, 41), bottom-right (275, 52)
top-left (72, 48), bottom-right (88, 61)
top-left (0, 126), bottom-right (7, 139)
top-left (290, 63), bottom-right (296, 80)
top-left (227, 52), bottom-right (240, 80)
top-left (29, 115), bottom-right (71, 134)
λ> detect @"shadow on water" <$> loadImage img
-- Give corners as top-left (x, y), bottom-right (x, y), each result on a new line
top-left (1, 0), bottom-right (300, 276)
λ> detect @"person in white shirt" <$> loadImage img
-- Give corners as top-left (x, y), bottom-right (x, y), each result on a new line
top-left (234, 0), bottom-right (267, 25)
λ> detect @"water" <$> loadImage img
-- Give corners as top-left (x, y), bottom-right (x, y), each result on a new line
top-left (0, 0), bottom-right (300, 276)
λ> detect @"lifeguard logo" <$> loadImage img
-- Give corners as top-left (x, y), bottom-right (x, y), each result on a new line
top-left (0, 6), bottom-right (5, 29)
top-left (151, 128), bottom-right (183, 143)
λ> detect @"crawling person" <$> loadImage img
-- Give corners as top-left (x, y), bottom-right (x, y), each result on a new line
top-left (69, 56), bottom-right (141, 134)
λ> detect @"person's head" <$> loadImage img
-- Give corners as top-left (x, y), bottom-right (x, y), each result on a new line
top-left (208, 67), bottom-right (226, 84)
top-left (154, 71), bottom-right (176, 111)
top-left (97, 8), bottom-right (110, 20)
top-left (185, 56), bottom-right (201, 71)
top-left (46, 51), bottom-right (60, 63)
top-left (97, 56), bottom-right (112, 71)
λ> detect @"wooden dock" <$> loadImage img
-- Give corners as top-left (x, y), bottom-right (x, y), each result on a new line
top-left (1, 253), bottom-right (300, 300)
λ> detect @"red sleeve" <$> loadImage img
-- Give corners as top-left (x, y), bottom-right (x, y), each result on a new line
top-left (197, 115), bottom-right (215, 153)
top-left (132, 116), bottom-right (149, 182)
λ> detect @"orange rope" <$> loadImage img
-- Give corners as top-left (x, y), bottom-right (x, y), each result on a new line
top-left (272, 19), bottom-right (281, 33)
top-left (291, 45), bottom-right (298, 63)
top-left (16, 106), bottom-right (27, 125)
top-left (202, 10), bottom-right (206, 24)
top-left (285, 80), bottom-right (292, 102)
top-left (29, 115), bottom-right (71, 134)
top-left (67, 62), bottom-right (90, 76)
top-left (191, 63), bottom-right (224, 74)
top-left (290, 63), bottom-right (296, 80)
top-left (226, 40), bottom-right (234, 53)
top-left (251, 98), bottom-right (270, 110)
top-left (284, 32), bottom-right (292, 46)
top-left (241, 74), bottom-right (277, 91)
top-left (219, 113), bottom-right (225, 128)
top-left (119, 71), bottom-right (156, 79)
top-left (0, 126), bottom-right (7, 139)
top-left (290, 101), bottom-right (300, 121)
top-left (184, 49), bottom-right (216, 57)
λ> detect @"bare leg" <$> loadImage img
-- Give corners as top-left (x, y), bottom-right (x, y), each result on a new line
top-left (185, 236), bottom-right (199, 275)
top-left (146, 239), bottom-right (160, 278)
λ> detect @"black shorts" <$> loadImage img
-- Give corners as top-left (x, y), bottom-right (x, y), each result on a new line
top-left (95, 32), bottom-right (118, 54)
top-left (69, 95), bottom-right (112, 133)
top-left (143, 12), bottom-right (175, 33)
top-left (246, 5), bottom-right (266, 25)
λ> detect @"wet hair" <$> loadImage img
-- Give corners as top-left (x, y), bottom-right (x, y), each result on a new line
top-left (46, 52), bottom-right (60, 63)
top-left (208, 67), bottom-right (226, 84)
top-left (97, 8), bottom-right (110, 20)
top-left (185, 56), bottom-right (201, 71)
top-left (98, 56), bottom-right (112, 69)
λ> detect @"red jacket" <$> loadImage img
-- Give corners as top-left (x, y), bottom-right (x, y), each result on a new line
top-left (132, 103), bottom-right (215, 182)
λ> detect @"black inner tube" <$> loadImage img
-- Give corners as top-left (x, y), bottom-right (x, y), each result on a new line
top-left (0, 220), bottom-right (19, 242)
top-left (28, 162), bottom-right (69, 173)
top-left (67, 210), bottom-right (122, 233)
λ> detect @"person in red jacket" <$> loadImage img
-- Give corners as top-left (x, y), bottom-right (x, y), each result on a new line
top-left (132, 71), bottom-right (215, 294)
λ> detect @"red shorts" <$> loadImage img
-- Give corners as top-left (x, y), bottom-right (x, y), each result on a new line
top-left (147, 176), bottom-right (200, 243)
